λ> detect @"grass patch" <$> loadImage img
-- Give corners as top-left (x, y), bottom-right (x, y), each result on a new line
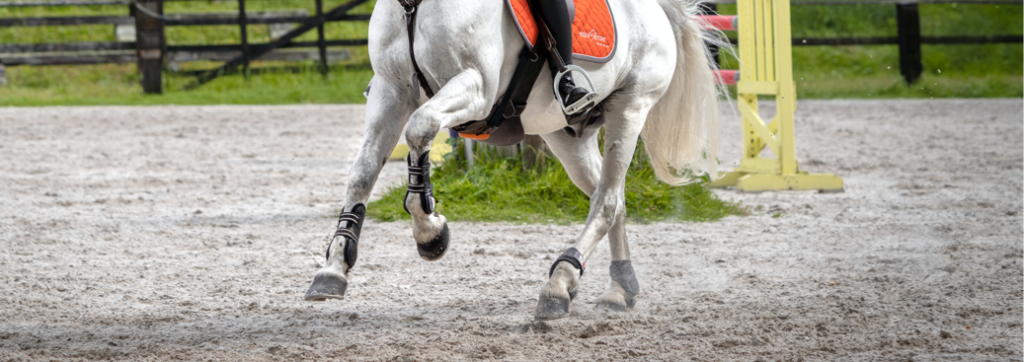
top-left (0, 62), bottom-right (373, 106)
top-left (367, 139), bottom-right (745, 224)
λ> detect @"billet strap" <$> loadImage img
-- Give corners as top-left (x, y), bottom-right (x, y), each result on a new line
top-left (549, 247), bottom-right (585, 277)
top-left (399, 0), bottom-right (434, 99)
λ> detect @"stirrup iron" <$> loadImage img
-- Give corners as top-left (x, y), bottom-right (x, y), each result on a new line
top-left (553, 65), bottom-right (599, 116)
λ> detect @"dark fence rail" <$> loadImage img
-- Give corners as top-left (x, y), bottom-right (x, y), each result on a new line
top-left (790, 35), bottom-right (1024, 45)
top-left (0, 1), bottom-right (128, 6)
top-left (0, 15), bottom-right (132, 26)
top-left (2, 53), bottom-right (135, 66)
top-left (0, 0), bottom-right (372, 92)
top-left (0, 41), bottom-right (135, 53)
top-left (0, 13), bottom-right (370, 26)
top-left (701, 0), bottom-right (1022, 83)
top-left (0, 0), bottom-right (1020, 91)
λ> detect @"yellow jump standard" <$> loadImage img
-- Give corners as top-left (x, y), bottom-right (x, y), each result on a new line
top-left (709, 0), bottom-right (843, 191)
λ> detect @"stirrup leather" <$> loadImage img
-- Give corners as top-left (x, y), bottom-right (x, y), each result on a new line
top-left (554, 65), bottom-right (599, 115)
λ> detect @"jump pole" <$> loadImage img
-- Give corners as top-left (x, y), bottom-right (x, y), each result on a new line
top-left (697, 0), bottom-right (843, 192)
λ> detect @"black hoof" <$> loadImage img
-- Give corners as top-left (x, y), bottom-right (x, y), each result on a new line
top-left (535, 295), bottom-right (571, 321)
top-left (304, 273), bottom-right (347, 301)
top-left (417, 223), bottom-right (449, 261)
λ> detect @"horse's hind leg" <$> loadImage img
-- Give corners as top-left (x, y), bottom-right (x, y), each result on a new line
top-left (594, 216), bottom-right (640, 311)
top-left (535, 97), bottom-right (653, 320)
top-left (541, 127), bottom-right (602, 197)
top-left (305, 78), bottom-right (414, 301)
top-left (548, 129), bottom-right (640, 309)
top-left (542, 130), bottom-right (640, 311)
top-left (403, 70), bottom-right (492, 261)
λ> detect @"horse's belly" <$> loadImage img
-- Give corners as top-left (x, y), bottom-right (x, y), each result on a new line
top-left (519, 60), bottom-right (615, 135)
top-left (519, 76), bottom-right (569, 135)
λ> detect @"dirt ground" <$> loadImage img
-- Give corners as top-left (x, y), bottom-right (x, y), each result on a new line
top-left (0, 99), bottom-right (1021, 361)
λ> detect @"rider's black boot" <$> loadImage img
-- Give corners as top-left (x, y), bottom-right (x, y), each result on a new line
top-left (558, 73), bottom-right (591, 110)
top-left (537, 0), bottom-right (596, 115)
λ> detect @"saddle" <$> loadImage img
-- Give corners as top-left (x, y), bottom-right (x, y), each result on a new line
top-left (398, 0), bottom-right (618, 146)
top-left (508, 0), bottom-right (617, 62)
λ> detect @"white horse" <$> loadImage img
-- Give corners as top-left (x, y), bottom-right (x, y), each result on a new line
top-left (305, 0), bottom-right (721, 320)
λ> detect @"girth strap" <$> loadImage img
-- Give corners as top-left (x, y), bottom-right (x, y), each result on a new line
top-left (549, 247), bottom-right (585, 278)
top-left (399, 0), bottom-right (434, 99)
top-left (488, 47), bottom-right (546, 131)
top-left (451, 45), bottom-right (546, 142)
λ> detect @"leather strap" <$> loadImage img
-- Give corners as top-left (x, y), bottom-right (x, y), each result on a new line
top-left (487, 47), bottom-right (546, 131)
top-left (399, 0), bottom-right (434, 99)
top-left (549, 247), bottom-right (585, 277)
top-left (527, 0), bottom-right (568, 74)
top-left (450, 46), bottom-right (545, 139)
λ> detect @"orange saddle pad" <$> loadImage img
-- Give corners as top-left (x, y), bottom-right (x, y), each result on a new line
top-left (506, 0), bottom-right (617, 63)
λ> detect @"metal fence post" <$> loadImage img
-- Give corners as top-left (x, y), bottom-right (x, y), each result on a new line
top-left (316, 0), bottom-right (328, 77)
top-left (133, 0), bottom-right (164, 94)
top-left (238, 0), bottom-right (250, 78)
top-left (896, 2), bottom-right (922, 84)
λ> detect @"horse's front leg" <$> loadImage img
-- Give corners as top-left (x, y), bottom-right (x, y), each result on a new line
top-left (404, 70), bottom-right (491, 261)
top-left (535, 101), bottom-right (649, 320)
top-left (305, 78), bottom-right (414, 301)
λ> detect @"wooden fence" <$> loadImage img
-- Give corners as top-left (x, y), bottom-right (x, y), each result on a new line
top-left (0, 0), bottom-right (371, 93)
top-left (0, 0), bottom-right (1020, 92)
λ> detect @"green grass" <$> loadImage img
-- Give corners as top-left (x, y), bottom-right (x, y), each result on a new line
top-left (0, 1), bottom-right (1019, 104)
top-left (367, 139), bottom-right (746, 224)
top-left (0, 62), bottom-right (374, 105)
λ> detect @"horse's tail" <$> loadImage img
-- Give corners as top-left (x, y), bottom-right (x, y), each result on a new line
top-left (642, 0), bottom-right (724, 186)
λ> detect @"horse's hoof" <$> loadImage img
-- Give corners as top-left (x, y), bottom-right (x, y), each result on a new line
top-left (304, 273), bottom-right (347, 301)
top-left (535, 295), bottom-right (571, 321)
top-left (596, 260), bottom-right (639, 311)
top-left (417, 223), bottom-right (449, 261)
top-left (595, 295), bottom-right (636, 312)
